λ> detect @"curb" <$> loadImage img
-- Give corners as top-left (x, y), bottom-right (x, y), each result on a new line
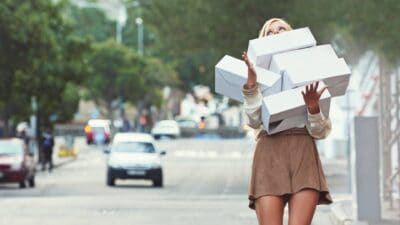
top-left (330, 202), bottom-right (370, 225)
top-left (35, 154), bottom-right (79, 173)
top-left (330, 202), bottom-right (355, 225)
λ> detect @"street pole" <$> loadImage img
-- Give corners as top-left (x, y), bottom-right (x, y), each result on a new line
top-left (116, 18), bottom-right (123, 43)
top-left (345, 90), bottom-right (353, 193)
top-left (30, 96), bottom-right (38, 160)
top-left (136, 17), bottom-right (143, 55)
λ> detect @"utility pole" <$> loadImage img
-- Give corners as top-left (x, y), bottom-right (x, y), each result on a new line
top-left (30, 96), bottom-right (38, 160)
top-left (135, 17), bottom-right (143, 55)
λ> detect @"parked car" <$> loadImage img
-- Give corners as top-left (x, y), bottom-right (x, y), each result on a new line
top-left (84, 119), bottom-right (111, 145)
top-left (175, 118), bottom-right (198, 129)
top-left (106, 133), bottom-right (166, 187)
top-left (0, 138), bottom-right (35, 188)
top-left (151, 120), bottom-right (180, 139)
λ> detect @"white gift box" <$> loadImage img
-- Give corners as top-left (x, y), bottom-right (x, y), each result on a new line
top-left (247, 27), bottom-right (316, 69)
top-left (261, 83), bottom-right (331, 134)
top-left (215, 55), bottom-right (281, 102)
top-left (270, 45), bottom-right (351, 96)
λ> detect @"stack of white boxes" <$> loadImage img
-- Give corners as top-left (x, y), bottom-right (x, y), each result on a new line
top-left (215, 27), bottom-right (351, 134)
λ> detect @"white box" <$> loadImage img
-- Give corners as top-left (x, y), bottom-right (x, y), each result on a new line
top-left (269, 45), bottom-right (339, 74)
top-left (261, 83), bottom-right (331, 134)
top-left (215, 55), bottom-right (281, 102)
top-left (270, 45), bottom-right (351, 96)
top-left (247, 27), bottom-right (316, 69)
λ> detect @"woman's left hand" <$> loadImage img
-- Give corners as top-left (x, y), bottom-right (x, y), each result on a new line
top-left (301, 81), bottom-right (328, 114)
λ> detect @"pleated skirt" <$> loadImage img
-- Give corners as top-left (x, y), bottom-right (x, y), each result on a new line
top-left (248, 127), bottom-right (333, 210)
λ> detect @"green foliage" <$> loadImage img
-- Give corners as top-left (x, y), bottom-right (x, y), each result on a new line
top-left (143, 0), bottom-right (400, 90)
top-left (0, 0), bottom-right (91, 132)
top-left (65, 4), bottom-right (115, 42)
top-left (85, 39), bottom-right (177, 119)
top-left (57, 82), bottom-right (81, 122)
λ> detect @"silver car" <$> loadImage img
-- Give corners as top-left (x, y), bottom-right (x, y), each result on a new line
top-left (106, 133), bottom-right (166, 187)
top-left (151, 120), bottom-right (181, 139)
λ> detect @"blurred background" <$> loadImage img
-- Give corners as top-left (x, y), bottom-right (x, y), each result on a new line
top-left (0, 0), bottom-right (398, 225)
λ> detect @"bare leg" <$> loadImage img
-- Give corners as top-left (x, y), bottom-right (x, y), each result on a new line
top-left (255, 195), bottom-right (286, 225)
top-left (288, 188), bottom-right (319, 225)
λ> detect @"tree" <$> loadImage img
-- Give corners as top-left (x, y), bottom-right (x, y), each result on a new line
top-left (0, 0), bottom-right (90, 134)
top-left (142, 0), bottom-right (400, 91)
top-left (65, 4), bottom-right (115, 43)
top-left (85, 39), bottom-right (177, 121)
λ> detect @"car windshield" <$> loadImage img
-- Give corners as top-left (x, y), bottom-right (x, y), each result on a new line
top-left (177, 120), bottom-right (197, 128)
top-left (0, 141), bottom-right (23, 155)
top-left (91, 126), bottom-right (105, 133)
top-left (156, 121), bottom-right (176, 127)
top-left (111, 142), bottom-right (155, 153)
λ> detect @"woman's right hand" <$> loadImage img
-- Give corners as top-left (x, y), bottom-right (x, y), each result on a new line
top-left (242, 51), bottom-right (257, 89)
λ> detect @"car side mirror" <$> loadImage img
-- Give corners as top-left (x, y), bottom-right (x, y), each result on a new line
top-left (160, 150), bottom-right (166, 156)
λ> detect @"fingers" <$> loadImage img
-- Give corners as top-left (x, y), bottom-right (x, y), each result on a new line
top-left (242, 51), bottom-right (247, 60)
top-left (307, 81), bottom-right (321, 93)
top-left (242, 51), bottom-right (251, 67)
top-left (301, 90), bottom-right (307, 103)
top-left (317, 86), bottom-right (328, 96)
top-left (314, 81), bottom-right (319, 91)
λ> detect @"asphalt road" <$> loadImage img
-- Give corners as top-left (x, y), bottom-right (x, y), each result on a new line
top-left (0, 137), bottom-right (349, 225)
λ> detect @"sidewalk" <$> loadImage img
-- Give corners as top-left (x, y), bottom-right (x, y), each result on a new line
top-left (330, 195), bottom-right (400, 225)
top-left (36, 136), bottom-right (87, 171)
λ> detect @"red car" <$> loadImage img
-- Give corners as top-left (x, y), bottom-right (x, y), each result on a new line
top-left (85, 119), bottom-right (111, 145)
top-left (0, 138), bottom-right (35, 188)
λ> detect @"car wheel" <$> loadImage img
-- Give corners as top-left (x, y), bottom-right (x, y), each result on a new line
top-left (152, 178), bottom-right (163, 187)
top-left (152, 172), bottom-right (163, 187)
top-left (19, 180), bottom-right (26, 188)
top-left (106, 174), bottom-right (115, 186)
top-left (28, 176), bottom-right (35, 188)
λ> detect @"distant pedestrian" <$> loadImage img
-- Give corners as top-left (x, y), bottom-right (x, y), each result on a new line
top-left (138, 110), bottom-right (153, 133)
top-left (139, 114), bottom-right (147, 132)
top-left (197, 116), bottom-right (206, 130)
top-left (41, 129), bottom-right (54, 172)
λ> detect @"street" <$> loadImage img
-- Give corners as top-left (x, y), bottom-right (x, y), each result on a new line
top-left (0, 138), bottom-right (348, 225)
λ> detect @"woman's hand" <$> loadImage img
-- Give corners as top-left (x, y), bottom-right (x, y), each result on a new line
top-left (242, 51), bottom-right (257, 89)
top-left (301, 81), bottom-right (327, 114)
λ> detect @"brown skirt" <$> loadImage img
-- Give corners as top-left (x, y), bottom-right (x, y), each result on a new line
top-left (248, 127), bottom-right (333, 210)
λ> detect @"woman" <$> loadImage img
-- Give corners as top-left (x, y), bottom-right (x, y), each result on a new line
top-left (241, 18), bottom-right (333, 225)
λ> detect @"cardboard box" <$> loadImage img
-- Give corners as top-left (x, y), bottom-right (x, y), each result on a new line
top-left (215, 55), bottom-right (281, 102)
top-left (270, 45), bottom-right (351, 96)
top-left (247, 27), bottom-right (316, 69)
top-left (261, 83), bottom-right (331, 134)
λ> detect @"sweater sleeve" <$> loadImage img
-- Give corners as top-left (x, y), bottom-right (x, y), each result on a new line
top-left (305, 109), bottom-right (332, 139)
top-left (241, 84), bottom-right (263, 129)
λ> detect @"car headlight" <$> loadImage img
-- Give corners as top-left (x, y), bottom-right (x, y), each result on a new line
top-left (108, 160), bottom-right (122, 168)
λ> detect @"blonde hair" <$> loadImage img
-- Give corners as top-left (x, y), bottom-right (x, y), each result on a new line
top-left (258, 18), bottom-right (293, 38)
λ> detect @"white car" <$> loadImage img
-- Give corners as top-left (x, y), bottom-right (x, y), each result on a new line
top-left (106, 133), bottom-right (165, 187)
top-left (151, 120), bottom-right (181, 139)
